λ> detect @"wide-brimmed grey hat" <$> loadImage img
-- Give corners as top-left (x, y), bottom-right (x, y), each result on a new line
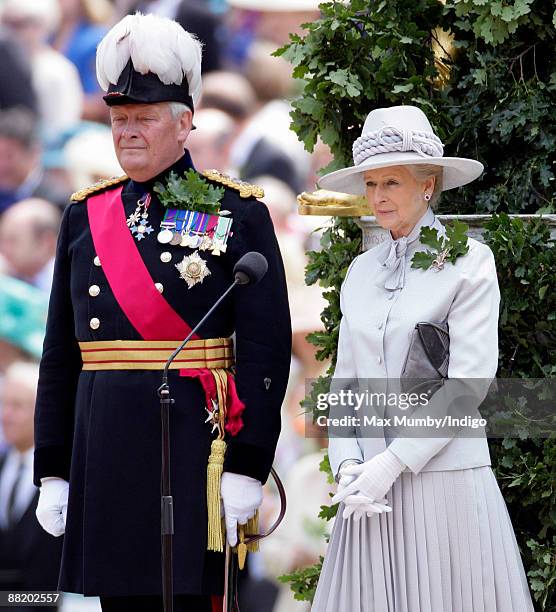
top-left (317, 105), bottom-right (484, 195)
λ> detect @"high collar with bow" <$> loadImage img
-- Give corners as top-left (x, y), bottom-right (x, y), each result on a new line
top-left (379, 206), bottom-right (444, 291)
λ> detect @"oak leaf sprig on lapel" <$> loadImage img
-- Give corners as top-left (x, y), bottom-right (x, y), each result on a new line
top-left (411, 220), bottom-right (470, 271)
top-left (154, 169), bottom-right (225, 214)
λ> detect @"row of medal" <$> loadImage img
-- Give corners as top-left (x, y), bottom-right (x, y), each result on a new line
top-left (126, 195), bottom-right (229, 289)
top-left (156, 208), bottom-right (233, 256)
top-left (126, 194), bottom-right (233, 257)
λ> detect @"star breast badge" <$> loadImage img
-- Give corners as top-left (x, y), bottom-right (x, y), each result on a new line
top-left (175, 251), bottom-right (211, 289)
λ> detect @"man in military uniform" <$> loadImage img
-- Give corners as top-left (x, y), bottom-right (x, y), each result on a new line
top-left (33, 13), bottom-right (291, 612)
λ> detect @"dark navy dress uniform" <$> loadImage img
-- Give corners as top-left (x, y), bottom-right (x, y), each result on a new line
top-left (33, 150), bottom-right (291, 598)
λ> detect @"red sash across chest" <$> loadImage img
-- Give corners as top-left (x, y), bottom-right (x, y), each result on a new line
top-left (85, 187), bottom-right (245, 436)
top-left (87, 186), bottom-right (197, 341)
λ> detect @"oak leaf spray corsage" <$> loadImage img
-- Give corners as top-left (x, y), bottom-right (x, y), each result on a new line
top-left (411, 220), bottom-right (470, 271)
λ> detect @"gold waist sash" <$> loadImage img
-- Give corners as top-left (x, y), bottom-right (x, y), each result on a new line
top-left (79, 338), bottom-right (234, 371)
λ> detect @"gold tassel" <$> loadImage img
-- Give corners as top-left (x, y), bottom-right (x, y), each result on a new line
top-left (236, 511), bottom-right (260, 570)
top-left (246, 511), bottom-right (260, 553)
top-left (206, 437), bottom-right (226, 552)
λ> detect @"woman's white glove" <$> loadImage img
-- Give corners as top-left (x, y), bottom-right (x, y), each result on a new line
top-left (335, 462), bottom-right (390, 519)
top-left (332, 448), bottom-right (405, 515)
top-left (36, 477), bottom-right (69, 537)
top-left (220, 472), bottom-right (263, 547)
top-left (341, 495), bottom-right (391, 520)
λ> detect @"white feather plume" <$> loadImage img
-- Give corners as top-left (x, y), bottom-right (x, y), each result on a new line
top-left (96, 12), bottom-right (203, 105)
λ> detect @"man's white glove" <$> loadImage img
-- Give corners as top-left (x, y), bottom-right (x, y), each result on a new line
top-left (36, 477), bottom-right (69, 537)
top-left (220, 472), bottom-right (263, 547)
top-left (332, 448), bottom-right (405, 516)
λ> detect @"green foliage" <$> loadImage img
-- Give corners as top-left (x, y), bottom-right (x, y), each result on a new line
top-left (276, 0), bottom-right (556, 607)
top-left (442, 0), bottom-right (556, 215)
top-left (278, 557), bottom-right (325, 602)
top-left (452, 0), bottom-right (536, 44)
top-left (274, 0), bottom-right (449, 172)
top-left (410, 220), bottom-right (470, 270)
top-left (483, 214), bottom-right (556, 378)
top-left (153, 170), bottom-right (224, 213)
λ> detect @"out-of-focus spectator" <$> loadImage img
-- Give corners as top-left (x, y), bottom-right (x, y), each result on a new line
top-left (0, 198), bottom-right (61, 293)
top-left (0, 108), bottom-right (69, 213)
top-left (0, 361), bottom-right (63, 603)
top-left (252, 175), bottom-right (305, 285)
top-left (243, 39), bottom-right (312, 180)
top-left (124, 0), bottom-right (224, 72)
top-left (1, 0), bottom-right (84, 143)
top-left (225, 0), bottom-right (320, 65)
top-left (0, 275), bottom-right (47, 373)
top-left (244, 40), bottom-right (296, 104)
top-left (186, 108), bottom-right (235, 172)
top-left (51, 0), bottom-right (112, 122)
top-left (175, 0), bottom-right (223, 73)
top-left (201, 71), bottom-right (305, 193)
top-left (0, 27), bottom-right (37, 113)
top-left (0, 272), bottom-right (47, 450)
top-left (63, 126), bottom-right (123, 192)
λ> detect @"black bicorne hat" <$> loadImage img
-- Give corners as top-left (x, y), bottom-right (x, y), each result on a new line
top-left (103, 59), bottom-right (194, 111)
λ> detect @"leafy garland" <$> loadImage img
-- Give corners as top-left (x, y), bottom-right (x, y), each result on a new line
top-left (153, 169), bottom-right (225, 214)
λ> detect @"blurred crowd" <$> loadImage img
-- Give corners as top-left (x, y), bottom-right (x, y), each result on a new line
top-left (0, 0), bottom-right (335, 610)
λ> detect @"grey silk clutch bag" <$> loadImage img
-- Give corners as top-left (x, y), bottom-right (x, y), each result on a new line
top-left (401, 321), bottom-right (450, 395)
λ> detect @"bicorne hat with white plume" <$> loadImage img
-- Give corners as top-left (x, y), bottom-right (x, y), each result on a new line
top-left (96, 12), bottom-right (202, 111)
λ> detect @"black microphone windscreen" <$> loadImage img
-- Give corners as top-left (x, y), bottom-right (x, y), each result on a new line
top-left (233, 252), bottom-right (268, 286)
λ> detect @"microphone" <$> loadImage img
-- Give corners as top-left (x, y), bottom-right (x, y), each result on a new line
top-left (234, 251), bottom-right (268, 286)
top-left (157, 250), bottom-right (268, 612)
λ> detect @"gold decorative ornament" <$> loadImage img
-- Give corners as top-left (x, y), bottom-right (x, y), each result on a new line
top-left (175, 251), bottom-right (211, 289)
top-left (202, 169), bottom-right (265, 199)
top-left (297, 189), bottom-right (372, 217)
top-left (71, 175), bottom-right (128, 202)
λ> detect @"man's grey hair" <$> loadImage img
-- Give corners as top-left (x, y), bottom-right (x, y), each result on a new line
top-left (406, 164), bottom-right (444, 208)
top-left (168, 102), bottom-right (193, 121)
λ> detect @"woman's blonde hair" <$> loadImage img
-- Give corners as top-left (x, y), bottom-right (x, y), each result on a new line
top-left (406, 164), bottom-right (443, 208)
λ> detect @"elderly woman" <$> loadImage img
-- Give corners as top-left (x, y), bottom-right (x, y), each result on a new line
top-left (311, 106), bottom-right (534, 612)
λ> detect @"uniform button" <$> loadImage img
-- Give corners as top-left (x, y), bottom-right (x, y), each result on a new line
top-left (377, 322), bottom-right (383, 330)
top-left (89, 317), bottom-right (100, 330)
top-left (93, 256), bottom-right (101, 267)
top-left (377, 356), bottom-right (382, 364)
top-left (155, 282), bottom-right (164, 293)
top-left (160, 252), bottom-right (172, 263)
top-left (88, 285), bottom-right (100, 297)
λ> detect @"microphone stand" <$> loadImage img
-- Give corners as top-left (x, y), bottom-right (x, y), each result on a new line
top-left (157, 278), bottom-right (240, 612)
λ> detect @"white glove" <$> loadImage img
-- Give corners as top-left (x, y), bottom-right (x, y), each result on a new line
top-left (332, 448), bottom-right (405, 507)
top-left (336, 459), bottom-right (393, 520)
top-left (36, 477), bottom-right (69, 537)
top-left (340, 495), bottom-right (392, 520)
top-left (220, 472), bottom-right (263, 547)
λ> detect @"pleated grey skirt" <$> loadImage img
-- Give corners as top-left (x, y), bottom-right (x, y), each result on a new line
top-left (312, 466), bottom-right (534, 612)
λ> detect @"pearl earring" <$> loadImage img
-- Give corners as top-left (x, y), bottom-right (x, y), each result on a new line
top-left (424, 193), bottom-right (431, 201)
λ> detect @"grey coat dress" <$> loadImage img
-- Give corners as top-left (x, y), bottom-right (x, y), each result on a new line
top-left (312, 207), bottom-right (534, 611)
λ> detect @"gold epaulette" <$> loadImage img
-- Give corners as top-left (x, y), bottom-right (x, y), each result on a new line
top-left (70, 175), bottom-right (129, 202)
top-left (202, 169), bottom-right (264, 200)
